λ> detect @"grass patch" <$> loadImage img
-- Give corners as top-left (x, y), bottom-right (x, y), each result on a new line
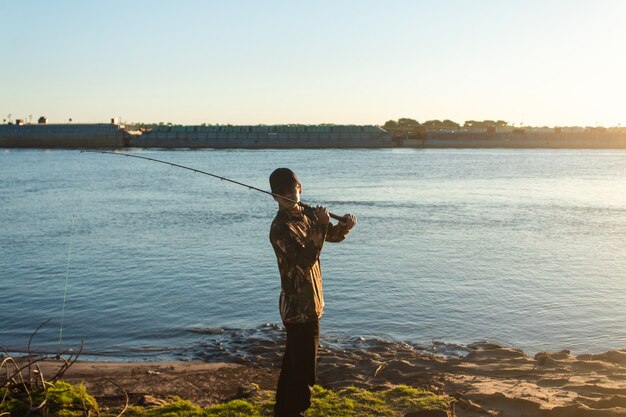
top-left (307, 385), bottom-right (451, 417)
top-left (1, 381), bottom-right (99, 417)
top-left (1, 383), bottom-right (451, 417)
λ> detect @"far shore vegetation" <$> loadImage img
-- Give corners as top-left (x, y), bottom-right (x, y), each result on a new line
top-left (116, 118), bottom-right (626, 134)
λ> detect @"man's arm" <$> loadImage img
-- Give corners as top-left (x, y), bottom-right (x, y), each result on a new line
top-left (322, 212), bottom-right (357, 243)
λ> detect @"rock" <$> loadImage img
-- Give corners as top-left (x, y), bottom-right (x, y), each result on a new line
top-left (588, 350), bottom-right (626, 365)
top-left (467, 341), bottom-right (502, 350)
top-left (539, 350), bottom-right (571, 359)
top-left (454, 397), bottom-right (487, 415)
top-left (375, 360), bottom-right (423, 375)
top-left (592, 395), bottom-right (626, 409)
top-left (464, 347), bottom-right (525, 361)
top-left (535, 352), bottom-right (560, 367)
top-left (548, 403), bottom-right (621, 416)
top-left (235, 383), bottom-right (259, 399)
top-left (136, 395), bottom-right (168, 408)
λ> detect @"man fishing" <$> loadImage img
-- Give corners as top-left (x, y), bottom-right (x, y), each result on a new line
top-left (269, 168), bottom-right (357, 417)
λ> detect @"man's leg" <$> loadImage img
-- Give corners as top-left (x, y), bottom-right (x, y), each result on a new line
top-left (274, 320), bottom-right (319, 417)
top-left (274, 337), bottom-right (291, 417)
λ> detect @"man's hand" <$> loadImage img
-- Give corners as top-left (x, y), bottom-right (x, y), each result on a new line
top-left (340, 214), bottom-right (357, 230)
top-left (314, 205), bottom-right (331, 225)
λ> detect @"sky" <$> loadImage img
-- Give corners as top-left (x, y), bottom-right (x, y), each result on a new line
top-left (1, 0), bottom-right (625, 126)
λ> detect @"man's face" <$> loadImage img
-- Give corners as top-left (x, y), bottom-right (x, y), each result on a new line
top-left (276, 183), bottom-right (302, 209)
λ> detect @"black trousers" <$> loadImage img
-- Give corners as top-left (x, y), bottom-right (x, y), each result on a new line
top-left (274, 320), bottom-right (320, 417)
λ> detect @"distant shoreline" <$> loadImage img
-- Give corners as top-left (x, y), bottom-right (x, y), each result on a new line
top-left (2, 122), bottom-right (626, 149)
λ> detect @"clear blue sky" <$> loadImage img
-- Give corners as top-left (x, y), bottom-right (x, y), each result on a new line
top-left (1, 0), bottom-right (624, 126)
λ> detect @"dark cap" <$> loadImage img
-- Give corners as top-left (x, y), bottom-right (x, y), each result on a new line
top-left (269, 168), bottom-right (299, 195)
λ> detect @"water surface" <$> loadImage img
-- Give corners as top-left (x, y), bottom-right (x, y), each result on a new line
top-left (1, 148), bottom-right (625, 357)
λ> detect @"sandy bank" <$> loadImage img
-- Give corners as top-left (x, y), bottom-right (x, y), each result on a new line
top-left (31, 360), bottom-right (278, 408)
top-left (24, 343), bottom-right (626, 416)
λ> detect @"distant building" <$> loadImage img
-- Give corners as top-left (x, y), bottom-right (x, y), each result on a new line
top-left (130, 124), bottom-right (392, 148)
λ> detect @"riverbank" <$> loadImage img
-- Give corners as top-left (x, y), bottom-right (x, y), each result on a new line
top-left (22, 341), bottom-right (626, 416)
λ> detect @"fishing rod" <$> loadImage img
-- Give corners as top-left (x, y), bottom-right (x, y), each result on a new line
top-left (80, 150), bottom-right (346, 221)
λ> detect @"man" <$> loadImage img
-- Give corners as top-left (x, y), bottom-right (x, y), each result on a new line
top-left (269, 168), bottom-right (356, 417)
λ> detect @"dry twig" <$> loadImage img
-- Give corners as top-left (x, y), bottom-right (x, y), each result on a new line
top-left (1, 321), bottom-right (84, 417)
top-left (104, 378), bottom-right (129, 417)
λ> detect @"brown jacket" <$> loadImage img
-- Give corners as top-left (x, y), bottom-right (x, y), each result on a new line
top-left (270, 206), bottom-right (350, 323)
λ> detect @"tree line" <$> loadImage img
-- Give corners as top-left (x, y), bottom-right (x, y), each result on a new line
top-left (382, 118), bottom-right (512, 136)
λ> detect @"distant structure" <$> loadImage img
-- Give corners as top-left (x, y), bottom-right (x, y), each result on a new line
top-left (0, 120), bottom-right (126, 148)
top-left (130, 124), bottom-right (392, 148)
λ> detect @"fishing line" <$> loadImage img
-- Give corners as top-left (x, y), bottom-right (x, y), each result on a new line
top-left (81, 150), bottom-right (345, 221)
top-left (58, 214), bottom-right (76, 353)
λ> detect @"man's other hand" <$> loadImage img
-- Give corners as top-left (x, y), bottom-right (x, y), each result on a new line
top-left (341, 214), bottom-right (357, 230)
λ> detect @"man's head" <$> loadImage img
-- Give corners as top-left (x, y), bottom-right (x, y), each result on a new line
top-left (269, 168), bottom-right (302, 208)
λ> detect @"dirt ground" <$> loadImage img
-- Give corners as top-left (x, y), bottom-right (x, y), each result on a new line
top-left (20, 345), bottom-right (626, 416)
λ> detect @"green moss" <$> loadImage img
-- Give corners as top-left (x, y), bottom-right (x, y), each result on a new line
top-left (0, 381), bottom-right (99, 417)
top-left (2, 382), bottom-right (451, 417)
top-left (307, 385), bottom-right (443, 417)
top-left (0, 397), bottom-right (24, 417)
top-left (307, 386), bottom-right (358, 417)
top-left (383, 385), bottom-right (451, 411)
top-left (204, 399), bottom-right (263, 417)
top-left (125, 398), bottom-right (264, 417)
top-left (123, 397), bottom-right (201, 417)
top-left (49, 381), bottom-right (99, 413)
top-left (341, 386), bottom-right (389, 411)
